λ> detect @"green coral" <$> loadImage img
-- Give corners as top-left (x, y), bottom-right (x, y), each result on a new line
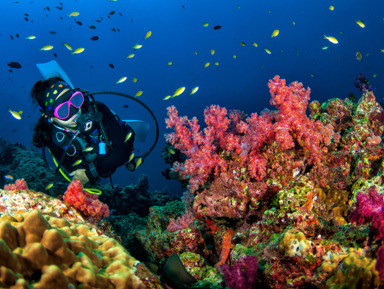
top-left (179, 252), bottom-right (223, 288)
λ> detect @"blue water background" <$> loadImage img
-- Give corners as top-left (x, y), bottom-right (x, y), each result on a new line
top-left (1, 0), bottom-right (383, 195)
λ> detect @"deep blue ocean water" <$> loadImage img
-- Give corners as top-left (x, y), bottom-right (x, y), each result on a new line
top-left (1, 0), bottom-right (383, 196)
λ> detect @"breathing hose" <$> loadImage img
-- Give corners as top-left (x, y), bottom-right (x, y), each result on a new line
top-left (83, 91), bottom-right (159, 161)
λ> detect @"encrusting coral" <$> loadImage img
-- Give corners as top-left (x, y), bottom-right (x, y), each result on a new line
top-left (0, 210), bottom-right (162, 289)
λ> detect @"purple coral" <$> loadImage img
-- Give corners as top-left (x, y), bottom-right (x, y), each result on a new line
top-left (350, 186), bottom-right (384, 282)
top-left (220, 255), bottom-right (259, 289)
top-left (349, 186), bottom-right (384, 240)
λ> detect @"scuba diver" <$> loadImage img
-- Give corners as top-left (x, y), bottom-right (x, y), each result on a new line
top-left (31, 60), bottom-right (159, 188)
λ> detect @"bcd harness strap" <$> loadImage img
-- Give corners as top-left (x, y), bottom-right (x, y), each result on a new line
top-left (43, 146), bottom-right (102, 195)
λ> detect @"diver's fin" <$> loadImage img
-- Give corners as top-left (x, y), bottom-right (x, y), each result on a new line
top-left (123, 120), bottom-right (150, 143)
top-left (36, 60), bottom-right (74, 89)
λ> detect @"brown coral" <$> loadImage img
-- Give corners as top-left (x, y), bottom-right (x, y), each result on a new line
top-left (0, 210), bottom-right (162, 289)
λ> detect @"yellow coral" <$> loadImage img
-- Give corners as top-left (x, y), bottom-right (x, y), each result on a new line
top-left (0, 210), bottom-right (162, 288)
top-left (325, 251), bottom-right (380, 289)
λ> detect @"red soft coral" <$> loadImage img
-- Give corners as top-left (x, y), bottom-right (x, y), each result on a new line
top-left (165, 76), bottom-right (334, 219)
top-left (4, 178), bottom-right (28, 191)
top-left (63, 180), bottom-right (109, 221)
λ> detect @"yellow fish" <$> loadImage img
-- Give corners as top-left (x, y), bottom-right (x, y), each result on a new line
top-left (63, 43), bottom-right (73, 51)
top-left (124, 132), bottom-right (132, 143)
top-left (9, 108), bottom-right (22, 120)
top-left (202, 22), bottom-right (209, 27)
top-left (128, 152), bottom-right (135, 162)
top-left (264, 48), bottom-right (271, 54)
top-left (83, 147), bottom-right (94, 152)
top-left (322, 46), bottom-right (329, 50)
top-left (133, 44), bottom-right (142, 49)
top-left (172, 87), bottom-right (185, 97)
top-left (134, 90), bottom-right (143, 97)
top-left (68, 11), bottom-right (80, 17)
top-left (132, 77), bottom-right (138, 83)
top-left (168, 148), bottom-right (175, 155)
top-left (323, 35), bottom-right (338, 44)
top-left (252, 42), bottom-right (258, 47)
top-left (71, 47), bottom-right (85, 54)
top-left (126, 53), bottom-right (135, 58)
top-left (167, 61), bottom-right (173, 65)
top-left (214, 62), bottom-right (219, 66)
top-left (116, 77), bottom-right (127, 84)
top-left (45, 183), bottom-right (54, 190)
top-left (163, 95), bottom-right (172, 100)
top-left (210, 49), bottom-right (215, 55)
top-left (40, 45), bottom-right (54, 51)
top-left (356, 51), bottom-right (362, 61)
top-left (25, 35), bottom-right (36, 40)
top-left (329, 5), bottom-right (334, 11)
top-left (190, 86), bottom-right (199, 95)
top-left (204, 62), bottom-right (210, 67)
top-left (240, 42), bottom-right (246, 46)
top-left (271, 29), bottom-right (279, 38)
top-left (145, 31), bottom-right (152, 39)
top-left (72, 159), bottom-right (82, 167)
top-left (381, 49), bottom-right (384, 53)
top-left (356, 20), bottom-right (365, 28)
top-left (135, 157), bottom-right (142, 169)
top-left (233, 55), bottom-right (237, 59)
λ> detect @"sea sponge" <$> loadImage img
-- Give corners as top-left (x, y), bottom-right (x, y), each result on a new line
top-left (315, 187), bottom-right (349, 225)
top-left (320, 248), bottom-right (350, 275)
top-left (279, 231), bottom-right (312, 258)
top-left (0, 210), bottom-right (162, 288)
top-left (325, 251), bottom-right (380, 289)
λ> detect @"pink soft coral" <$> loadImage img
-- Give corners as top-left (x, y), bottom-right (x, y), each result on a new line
top-left (167, 210), bottom-right (195, 232)
top-left (63, 180), bottom-right (109, 221)
top-left (165, 76), bottom-right (334, 219)
top-left (4, 178), bottom-right (28, 191)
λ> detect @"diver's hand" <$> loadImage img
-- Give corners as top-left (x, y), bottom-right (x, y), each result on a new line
top-left (70, 169), bottom-right (89, 185)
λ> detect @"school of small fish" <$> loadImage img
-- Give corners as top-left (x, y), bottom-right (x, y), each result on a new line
top-left (5, 2), bottom-right (376, 119)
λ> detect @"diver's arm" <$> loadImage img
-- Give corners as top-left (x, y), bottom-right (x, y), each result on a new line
top-left (48, 140), bottom-right (96, 184)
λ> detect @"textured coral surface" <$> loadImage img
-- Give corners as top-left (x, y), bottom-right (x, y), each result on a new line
top-left (0, 210), bottom-right (162, 289)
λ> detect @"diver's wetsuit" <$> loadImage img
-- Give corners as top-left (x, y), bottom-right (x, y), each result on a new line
top-left (47, 101), bottom-right (135, 183)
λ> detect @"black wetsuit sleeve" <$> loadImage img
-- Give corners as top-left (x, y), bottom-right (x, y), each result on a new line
top-left (47, 133), bottom-right (89, 178)
top-left (85, 102), bottom-right (135, 180)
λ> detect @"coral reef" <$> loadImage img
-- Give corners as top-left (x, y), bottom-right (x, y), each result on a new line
top-left (4, 75), bottom-right (384, 288)
top-left (143, 76), bottom-right (384, 288)
top-left (0, 210), bottom-right (162, 288)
